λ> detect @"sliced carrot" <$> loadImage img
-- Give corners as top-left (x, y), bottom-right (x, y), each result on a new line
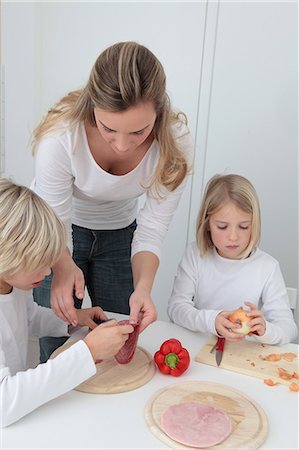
top-left (282, 352), bottom-right (297, 362)
top-left (289, 382), bottom-right (299, 392)
top-left (278, 368), bottom-right (293, 380)
top-left (264, 378), bottom-right (279, 386)
top-left (261, 353), bottom-right (282, 362)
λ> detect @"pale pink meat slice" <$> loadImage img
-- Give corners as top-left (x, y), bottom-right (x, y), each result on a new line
top-left (161, 402), bottom-right (233, 448)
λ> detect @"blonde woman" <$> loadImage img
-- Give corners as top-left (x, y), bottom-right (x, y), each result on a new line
top-left (168, 174), bottom-right (297, 345)
top-left (31, 41), bottom-right (193, 361)
top-left (0, 178), bottom-right (133, 427)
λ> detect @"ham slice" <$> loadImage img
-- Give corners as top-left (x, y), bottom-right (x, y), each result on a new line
top-left (161, 402), bottom-right (233, 448)
top-left (114, 320), bottom-right (140, 364)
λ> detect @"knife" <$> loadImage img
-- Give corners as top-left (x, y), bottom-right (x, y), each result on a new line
top-left (215, 337), bottom-right (225, 366)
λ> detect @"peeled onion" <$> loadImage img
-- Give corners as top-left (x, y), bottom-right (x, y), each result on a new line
top-left (228, 307), bottom-right (251, 335)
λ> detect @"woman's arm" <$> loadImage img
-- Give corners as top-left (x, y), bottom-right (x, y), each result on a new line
top-left (129, 251), bottom-right (159, 332)
top-left (50, 248), bottom-right (85, 326)
top-left (33, 134), bottom-right (84, 324)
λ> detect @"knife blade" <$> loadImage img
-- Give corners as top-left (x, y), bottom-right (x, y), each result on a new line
top-left (215, 337), bottom-right (225, 366)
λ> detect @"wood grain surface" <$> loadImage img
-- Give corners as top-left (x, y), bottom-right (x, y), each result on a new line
top-left (51, 341), bottom-right (155, 393)
top-left (195, 338), bottom-right (298, 386)
top-left (144, 380), bottom-right (268, 450)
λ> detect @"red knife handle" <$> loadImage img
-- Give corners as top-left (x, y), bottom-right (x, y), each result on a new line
top-left (216, 337), bottom-right (225, 351)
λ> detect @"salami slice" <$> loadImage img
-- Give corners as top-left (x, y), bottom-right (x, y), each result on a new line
top-left (114, 320), bottom-right (140, 364)
top-left (160, 402), bottom-right (233, 448)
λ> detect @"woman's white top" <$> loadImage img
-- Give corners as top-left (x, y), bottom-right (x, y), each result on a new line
top-left (0, 289), bottom-right (96, 427)
top-left (167, 242), bottom-right (298, 345)
top-left (32, 120), bottom-right (193, 260)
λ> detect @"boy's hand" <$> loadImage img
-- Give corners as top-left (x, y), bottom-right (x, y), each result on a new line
top-left (84, 320), bottom-right (134, 362)
top-left (215, 311), bottom-right (245, 342)
top-left (76, 307), bottom-right (109, 330)
top-left (244, 301), bottom-right (266, 336)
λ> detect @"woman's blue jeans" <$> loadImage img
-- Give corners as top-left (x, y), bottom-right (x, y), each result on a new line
top-left (33, 221), bottom-right (136, 362)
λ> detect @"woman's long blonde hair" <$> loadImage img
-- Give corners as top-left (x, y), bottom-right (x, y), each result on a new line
top-left (32, 41), bottom-right (190, 192)
top-left (196, 174), bottom-right (261, 258)
top-left (0, 178), bottom-right (67, 278)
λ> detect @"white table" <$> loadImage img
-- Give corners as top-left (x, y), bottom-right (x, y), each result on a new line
top-left (1, 316), bottom-right (298, 450)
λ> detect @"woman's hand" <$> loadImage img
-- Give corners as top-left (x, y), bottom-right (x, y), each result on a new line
top-left (129, 286), bottom-right (157, 333)
top-left (50, 249), bottom-right (85, 326)
top-left (215, 311), bottom-right (245, 342)
top-left (130, 251), bottom-right (159, 333)
top-left (76, 307), bottom-right (109, 330)
top-left (245, 301), bottom-right (266, 336)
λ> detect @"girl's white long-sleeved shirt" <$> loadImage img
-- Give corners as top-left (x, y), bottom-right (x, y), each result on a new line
top-left (167, 242), bottom-right (298, 345)
top-left (0, 288), bottom-right (96, 427)
top-left (31, 120), bottom-right (193, 260)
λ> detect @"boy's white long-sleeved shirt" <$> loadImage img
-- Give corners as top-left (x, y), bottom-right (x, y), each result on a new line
top-left (0, 288), bottom-right (96, 427)
top-left (32, 120), bottom-right (194, 260)
top-left (167, 242), bottom-right (297, 345)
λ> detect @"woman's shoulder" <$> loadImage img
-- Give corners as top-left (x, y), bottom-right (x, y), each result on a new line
top-left (171, 112), bottom-right (191, 138)
top-left (35, 121), bottom-right (84, 155)
top-left (170, 111), bottom-right (194, 162)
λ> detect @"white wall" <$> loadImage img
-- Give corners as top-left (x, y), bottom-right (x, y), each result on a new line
top-left (1, 1), bottom-right (298, 323)
top-left (189, 0), bottom-right (298, 290)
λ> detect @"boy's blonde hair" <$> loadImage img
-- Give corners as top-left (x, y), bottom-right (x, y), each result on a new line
top-left (32, 41), bottom-right (190, 193)
top-left (196, 174), bottom-right (261, 258)
top-left (0, 178), bottom-right (67, 278)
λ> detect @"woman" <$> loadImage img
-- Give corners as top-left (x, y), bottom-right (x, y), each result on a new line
top-left (32, 41), bottom-right (194, 361)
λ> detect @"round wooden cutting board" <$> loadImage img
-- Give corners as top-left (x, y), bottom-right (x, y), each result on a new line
top-left (51, 341), bottom-right (155, 394)
top-left (145, 380), bottom-right (268, 450)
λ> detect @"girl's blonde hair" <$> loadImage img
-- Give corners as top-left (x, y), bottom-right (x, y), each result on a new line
top-left (32, 41), bottom-right (190, 192)
top-left (0, 178), bottom-right (67, 278)
top-left (196, 174), bottom-right (261, 258)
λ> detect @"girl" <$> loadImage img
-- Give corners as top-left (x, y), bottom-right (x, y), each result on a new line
top-left (0, 178), bottom-right (133, 427)
top-left (31, 41), bottom-right (193, 361)
top-left (168, 174), bottom-right (297, 345)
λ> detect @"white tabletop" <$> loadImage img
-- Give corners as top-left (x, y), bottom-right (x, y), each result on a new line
top-left (1, 315), bottom-right (298, 450)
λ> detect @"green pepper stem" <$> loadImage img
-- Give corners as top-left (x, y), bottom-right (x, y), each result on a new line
top-left (165, 352), bottom-right (179, 368)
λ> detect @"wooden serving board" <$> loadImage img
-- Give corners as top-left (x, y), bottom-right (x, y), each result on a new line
top-left (51, 341), bottom-right (155, 394)
top-left (196, 338), bottom-right (298, 385)
top-left (145, 381), bottom-right (268, 450)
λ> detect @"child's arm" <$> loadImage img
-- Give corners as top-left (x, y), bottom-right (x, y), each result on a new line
top-left (0, 320), bottom-right (133, 428)
top-left (27, 295), bottom-right (108, 339)
top-left (250, 263), bottom-right (297, 345)
top-left (74, 307), bottom-right (109, 330)
top-left (167, 243), bottom-right (223, 335)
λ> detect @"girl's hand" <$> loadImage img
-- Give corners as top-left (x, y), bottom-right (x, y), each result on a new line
top-left (84, 320), bottom-right (134, 362)
top-left (76, 307), bottom-right (109, 330)
top-left (244, 301), bottom-right (266, 336)
top-left (215, 311), bottom-right (245, 342)
top-left (129, 287), bottom-right (157, 333)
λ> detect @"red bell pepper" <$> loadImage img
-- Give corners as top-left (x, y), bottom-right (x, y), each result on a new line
top-left (154, 338), bottom-right (190, 376)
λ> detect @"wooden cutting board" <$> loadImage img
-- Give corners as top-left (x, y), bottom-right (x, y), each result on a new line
top-left (145, 380), bottom-right (268, 450)
top-left (195, 337), bottom-right (298, 386)
top-left (51, 341), bottom-right (155, 393)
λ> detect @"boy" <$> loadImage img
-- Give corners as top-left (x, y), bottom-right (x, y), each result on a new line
top-left (0, 178), bottom-right (133, 427)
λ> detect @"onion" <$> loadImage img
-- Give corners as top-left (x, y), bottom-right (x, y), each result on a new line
top-left (228, 307), bottom-right (251, 335)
